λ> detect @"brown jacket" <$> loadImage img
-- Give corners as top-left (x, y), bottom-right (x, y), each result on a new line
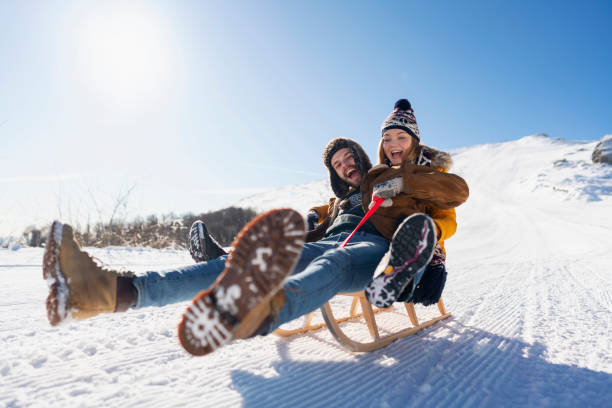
top-left (360, 152), bottom-right (469, 241)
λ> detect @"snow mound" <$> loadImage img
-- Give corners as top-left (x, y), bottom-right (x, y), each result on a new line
top-left (0, 236), bottom-right (27, 250)
top-left (592, 134), bottom-right (612, 165)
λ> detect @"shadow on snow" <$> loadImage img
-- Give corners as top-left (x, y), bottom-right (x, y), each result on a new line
top-left (230, 322), bottom-right (611, 408)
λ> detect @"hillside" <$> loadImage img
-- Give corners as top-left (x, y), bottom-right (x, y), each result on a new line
top-left (2, 135), bottom-right (611, 407)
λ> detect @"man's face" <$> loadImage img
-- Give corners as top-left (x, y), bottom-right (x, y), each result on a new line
top-left (331, 147), bottom-right (362, 187)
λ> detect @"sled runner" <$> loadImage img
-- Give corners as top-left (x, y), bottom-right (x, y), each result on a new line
top-left (274, 293), bottom-right (451, 352)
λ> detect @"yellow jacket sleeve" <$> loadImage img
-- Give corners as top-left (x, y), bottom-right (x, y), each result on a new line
top-left (428, 166), bottom-right (459, 255)
top-left (430, 166), bottom-right (459, 242)
top-left (429, 207), bottom-right (457, 242)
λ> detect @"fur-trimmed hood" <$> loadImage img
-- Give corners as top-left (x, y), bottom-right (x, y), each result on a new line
top-left (415, 145), bottom-right (453, 171)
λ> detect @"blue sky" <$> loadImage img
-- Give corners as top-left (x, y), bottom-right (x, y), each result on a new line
top-left (1, 0), bottom-right (611, 236)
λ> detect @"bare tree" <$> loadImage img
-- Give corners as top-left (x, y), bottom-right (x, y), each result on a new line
top-left (108, 183), bottom-right (137, 228)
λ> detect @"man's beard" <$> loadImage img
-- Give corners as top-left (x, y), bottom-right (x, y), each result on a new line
top-left (343, 167), bottom-right (361, 187)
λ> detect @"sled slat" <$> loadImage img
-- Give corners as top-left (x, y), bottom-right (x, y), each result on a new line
top-left (437, 298), bottom-right (447, 315)
top-left (273, 306), bottom-right (390, 338)
top-left (405, 302), bottom-right (419, 326)
top-left (273, 311), bottom-right (319, 337)
top-left (349, 296), bottom-right (360, 316)
top-left (304, 311), bottom-right (313, 327)
top-left (358, 293), bottom-right (380, 339)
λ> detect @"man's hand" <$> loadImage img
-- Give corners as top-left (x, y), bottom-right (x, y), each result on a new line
top-left (371, 177), bottom-right (403, 207)
top-left (306, 210), bottom-right (319, 230)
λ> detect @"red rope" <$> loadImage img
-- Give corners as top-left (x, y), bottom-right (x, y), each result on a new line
top-left (339, 196), bottom-right (385, 248)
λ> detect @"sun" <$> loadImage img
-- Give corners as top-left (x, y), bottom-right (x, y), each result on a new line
top-left (75, 3), bottom-right (173, 110)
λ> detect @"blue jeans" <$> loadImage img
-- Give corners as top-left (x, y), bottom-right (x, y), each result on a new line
top-left (132, 231), bottom-right (389, 333)
top-left (133, 255), bottom-right (228, 309)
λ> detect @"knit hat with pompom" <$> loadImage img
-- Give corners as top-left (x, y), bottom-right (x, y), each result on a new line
top-left (380, 99), bottom-right (420, 141)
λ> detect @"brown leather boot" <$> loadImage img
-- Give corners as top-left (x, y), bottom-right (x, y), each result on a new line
top-left (178, 208), bottom-right (304, 356)
top-left (234, 289), bottom-right (285, 339)
top-left (43, 221), bottom-right (134, 325)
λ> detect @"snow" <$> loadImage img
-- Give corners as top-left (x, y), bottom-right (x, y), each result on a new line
top-left (592, 134), bottom-right (612, 164)
top-left (235, 178), bottom-right (333, 214)
top-left (2, 135), bottom-right (611, 407)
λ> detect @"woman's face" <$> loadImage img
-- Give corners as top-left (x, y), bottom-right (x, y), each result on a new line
top-left (382, 129), bottom-right (414, 165)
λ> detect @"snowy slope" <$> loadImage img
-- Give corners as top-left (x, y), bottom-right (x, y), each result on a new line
top-left (2, 135), bottom-right (611, 408)
top-left (234, 178), bottom-right (333, 214)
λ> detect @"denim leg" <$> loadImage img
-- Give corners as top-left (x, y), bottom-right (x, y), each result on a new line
top-left (269, 233), bottom-right (389, 332)
top-left (132, 255), bottom-right (228, 308)
top-left (289, 233), bottom-right (349, 276)
top-left (132, 237), bottom-right (344, 309)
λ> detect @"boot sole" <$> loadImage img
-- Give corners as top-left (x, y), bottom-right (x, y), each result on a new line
top-left (42, 220), bottom-right (70, 326)
top-left (189, 221), bottom-right (207, 263)
top-left (365, 214), bottom-right (436, 308)
top-left (178, 209), bottom-right (305, 356)
top-left (189, 220), bottom-right (227, 263)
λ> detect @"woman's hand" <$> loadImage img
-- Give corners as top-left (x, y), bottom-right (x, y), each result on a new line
top-left (371, 177), bottom-right (403, 207)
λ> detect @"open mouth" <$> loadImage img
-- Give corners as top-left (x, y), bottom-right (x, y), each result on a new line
top-left (345, 168), bottom-right (358, 180)
top-left (390, 149), bottom-right (403, 161)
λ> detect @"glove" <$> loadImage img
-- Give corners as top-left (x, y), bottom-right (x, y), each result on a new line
top-left (371, 177), bottom-right (403, 208)
top-left (306, 210), bottom-right (319, 230)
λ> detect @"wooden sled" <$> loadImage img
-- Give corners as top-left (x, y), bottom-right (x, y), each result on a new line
top-left (274, 292), bottom-right (451, 352)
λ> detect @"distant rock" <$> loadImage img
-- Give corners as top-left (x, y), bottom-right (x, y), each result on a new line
top-left (592, 135), bottom-right (612, 164)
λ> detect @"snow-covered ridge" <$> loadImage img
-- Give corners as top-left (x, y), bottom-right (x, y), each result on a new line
top-left (234, 134), bottom-right (612, 215)
top-left (451, 134), bottom-right (612, 202)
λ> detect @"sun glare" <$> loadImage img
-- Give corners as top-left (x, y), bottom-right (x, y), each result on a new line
top-left (75, 4), bottom-right (173, 110)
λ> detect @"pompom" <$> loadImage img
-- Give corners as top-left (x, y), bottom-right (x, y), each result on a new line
top-left (394, 99), bottom-right (412, 111)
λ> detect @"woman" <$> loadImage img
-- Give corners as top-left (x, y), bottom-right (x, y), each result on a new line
top-left (362, 99), bottom-right (465, 308)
